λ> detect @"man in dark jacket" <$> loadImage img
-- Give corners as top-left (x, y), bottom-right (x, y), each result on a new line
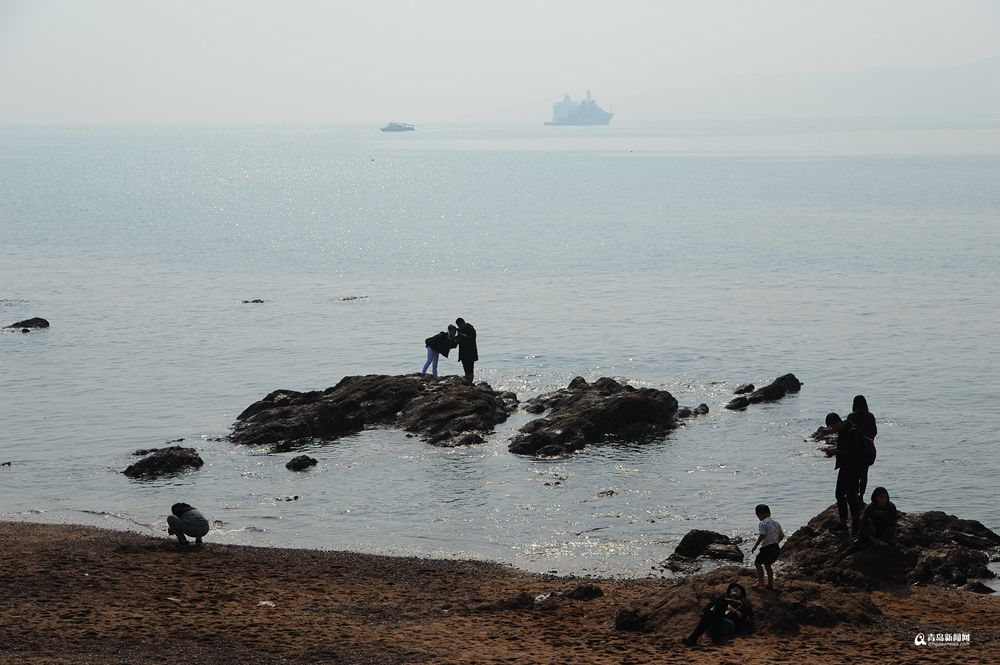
top-left (826, 412), bottom-right (865, 534)
top-left (455, 318), bottom-right (478, 385)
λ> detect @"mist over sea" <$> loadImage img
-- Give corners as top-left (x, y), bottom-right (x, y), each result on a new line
top-left (2, 124), bottom-right (998, 576)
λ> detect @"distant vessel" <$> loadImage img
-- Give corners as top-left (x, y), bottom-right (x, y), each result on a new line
top-left (544, 90), bottom-right (613, 126)
top-left (381, 122), bottom-right (415, 132)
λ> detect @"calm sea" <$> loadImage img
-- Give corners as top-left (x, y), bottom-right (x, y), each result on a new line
top-left (2, 124), bottom-right (999, 576)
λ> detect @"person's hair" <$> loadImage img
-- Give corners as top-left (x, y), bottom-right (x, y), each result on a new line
top-left (447, 324), bottom-right (457, 332)
top-left (852, 395), bottom-right (869, 413)
top-left (755, 504), bottom-right (770, 517)
top-left (455, 318), bottom-right (465, 326)
top-left (726, 582), bottom-right (747, 599)
top-left (870, 486), bottom-right (889, 503)
top-left (171, 503), bottom-right (193, 517)
top-left (825, 412), bottom-right (842, 426)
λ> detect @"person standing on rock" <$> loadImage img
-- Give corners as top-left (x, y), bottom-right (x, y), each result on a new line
top-left (167, 502), bottom-right (209, 548)
top-left (826, 412), bottom-right (865, 535)
top-left (750, 504), bottom-right (784, 590)
top-left (455, 318), bottom-right (478, 386)
top-left (422, 325), bottom-right (458, 378)
top-left (847, 395), bottom-right (878, 499)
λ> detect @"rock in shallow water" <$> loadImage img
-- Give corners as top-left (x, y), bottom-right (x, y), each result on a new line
top-left (6, 317), bottom-right (49, 329)
top-left (285, 455), bottom-right (318, 471)
top-left (123, 446), bottom-right (203, 478)
top-left (231, 374), bottom-right (518, 451)
top-left (509, 377), bottom-right (679, 457)
top-left (725, 373), bottom-right (802, 410)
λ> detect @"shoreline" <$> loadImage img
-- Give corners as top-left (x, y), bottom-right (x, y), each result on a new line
top-left (3, 521), bottom-right (998, 664)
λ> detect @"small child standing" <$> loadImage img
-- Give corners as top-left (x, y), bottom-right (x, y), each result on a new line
top-left (750, 504), bottom-right (784, 590)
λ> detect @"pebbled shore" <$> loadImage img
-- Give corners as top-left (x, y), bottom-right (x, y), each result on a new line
top-left (1, 522), bottom-right (997, 664)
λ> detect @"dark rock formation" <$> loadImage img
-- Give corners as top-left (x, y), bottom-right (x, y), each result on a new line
top-left (286, 455), bottom-right (317, 471)
top-left (6, 317), bottom-right (49, 329)
top-left (965, 581), bottom-right (996, 594)
top-left (123, 446), bottom-right (203, 478)
top-left (232, 374), bottom-right (517, 451)
top-left (241, 299), bottom-right (265, 304)
top-left (615, 567), bottom-right (879, 635)
top-left (725, 373), bottom-right (802, 410)
top-left (780, 504), bottom-right (1000, 589)
top-left (733, 383), bottom-right (755, 395)
top-left (509, 377), bottom-right (678, 457)
top-left (565, 584), bottom-right (603, 601)
top-left (676, 403), bottom-right (710, 418)
top-left (661, 530), bottom-right (744, 572)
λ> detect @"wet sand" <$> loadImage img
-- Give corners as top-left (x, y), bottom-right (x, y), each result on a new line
top-left (1, 522), bottom-right (997, 664)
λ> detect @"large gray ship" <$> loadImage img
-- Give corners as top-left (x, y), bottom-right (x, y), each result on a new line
top-left (544, 90), bottom-right (613, 126)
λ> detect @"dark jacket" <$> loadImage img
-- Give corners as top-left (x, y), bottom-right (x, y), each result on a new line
top-left (847, 411), bottom-right (877, 440)
top-left (425, 331), bottom-right (456, 357)
top-left (861, 500), bottom-right (898, 545)
top-left (457, 323), bottom-right (478, 362)
top-left (835, 422), bottom-right (866, 471)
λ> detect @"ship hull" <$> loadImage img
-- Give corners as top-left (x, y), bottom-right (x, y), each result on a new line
top-left (544, 113), bottom-right (613, 126)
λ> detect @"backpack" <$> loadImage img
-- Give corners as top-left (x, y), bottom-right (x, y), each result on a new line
top-left (863, 436), bottom-right (877, 467)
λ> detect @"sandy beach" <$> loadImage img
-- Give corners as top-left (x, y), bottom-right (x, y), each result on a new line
top-left (1, 522), bottom-right (997, 664)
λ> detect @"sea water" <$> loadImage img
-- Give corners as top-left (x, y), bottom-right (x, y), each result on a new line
top-left (2, 124), bottom-right (999, 576)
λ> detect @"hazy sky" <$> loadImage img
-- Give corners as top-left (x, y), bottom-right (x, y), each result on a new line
top-left (1, 0), bottom-right (997, 125)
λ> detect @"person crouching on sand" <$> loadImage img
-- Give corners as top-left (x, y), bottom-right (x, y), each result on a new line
top-left (860, 486), bottom-right (897, 548)
top-left (167, 503), bottom-right (209, 548)
top-left (423, 325), bottom-right (458, 378)
top-left (681, 582), bottom-right (754, 647)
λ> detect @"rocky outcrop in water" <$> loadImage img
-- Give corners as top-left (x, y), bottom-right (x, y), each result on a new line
top-left (509, 377), bottom-right (678, 457)
top-left (615, 567), bottom-right (879, 635)
top-left (232, 374), bottom-right (518, 451)
top-left (285, 455), bottom-right (317, 471)
top-left (661, 530), bottom-right (744, 572)
top-left (724, 373), bottom-right (802, 410)
top-left (779, 504), bottom-right (1000, 589)
top-left (5, 317), bottom-right (49, 329)
top-left (123, 446), bottom-right (203, 478)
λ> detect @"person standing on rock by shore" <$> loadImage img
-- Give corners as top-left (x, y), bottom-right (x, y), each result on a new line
top-left (826, 412), bottom-right (865, 535)
top-left (751, 504), bottom-right (784, 590)
top-left (167, 503), bottom-right (209, 548)
top-left (455, 318), bottom-right (478, 385)
top-left (422, 325), bottom-right (458, 378)
top-left (681, 582), bottom-right (753, 647)
top-left (860, 487), bottom-right (897, 548)
top-left (847, 395), bottom-right (878, 499)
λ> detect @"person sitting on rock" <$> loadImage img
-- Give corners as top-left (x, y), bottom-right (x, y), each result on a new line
top-left (860, 487), bottom-right (897, 548)
top-left (422, 325), bottom-right (458, 378)
top-left (681, 582), bottom-right (753, 647)
top-left (167, 502), bottom-right (209, 548)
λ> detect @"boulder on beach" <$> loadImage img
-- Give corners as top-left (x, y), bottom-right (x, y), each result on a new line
top-left (725, 373), bottom-right (802, 410)
top-left (5, 317), bottom-right (49, 329)
top-left (779, 504), bottom-right (1000, 589)
top-left (231, 374), bottom-right (518, 451)
top-left (508, 377), bottom-right (679, 457)
top-left (123, 446), bottom-right (203, 478)
top-left (661, 529), bottom-right (744, 572)
top-left (285, 455), bottom-right (318, 471)
top-left (615, 567), bottom-right (880, 636)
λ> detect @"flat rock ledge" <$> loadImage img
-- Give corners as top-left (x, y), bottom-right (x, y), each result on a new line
top-left (123, 446), bottom-right (203, 478)
top-left (509, 377), bottom-right (679, 457)
top-left (780, 504), bottom-right (1000, 589)
top-left (724, 373), bottom-right (802, 410)
top-left (232, 374), bottom-right (518, 451)
top-left (615, 567), bottom-right (880, 636)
